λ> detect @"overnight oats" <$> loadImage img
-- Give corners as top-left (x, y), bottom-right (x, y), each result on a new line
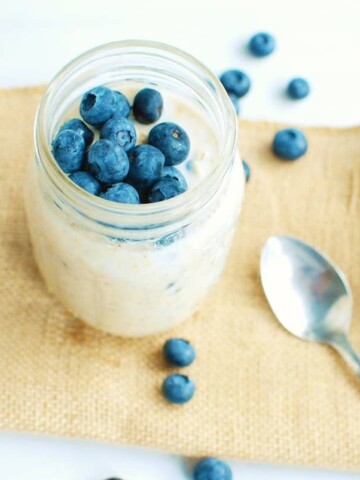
top-left (25, 41), bottom-right (245, 336)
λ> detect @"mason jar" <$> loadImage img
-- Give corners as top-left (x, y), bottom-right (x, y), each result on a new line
top-left (25, 40), bottom-right (245, 336)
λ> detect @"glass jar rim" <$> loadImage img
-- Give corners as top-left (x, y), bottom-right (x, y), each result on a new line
top-left (35, 39), bottom-right (237, 233)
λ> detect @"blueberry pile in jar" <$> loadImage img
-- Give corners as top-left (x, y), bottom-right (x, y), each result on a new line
top-left (51, 86), bottom-right (190, 204)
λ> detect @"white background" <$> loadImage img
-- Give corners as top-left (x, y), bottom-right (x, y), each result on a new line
top-left (1, 0), bottom-right (360, 477)
top-left (1, 0), bottom-right (360, 126)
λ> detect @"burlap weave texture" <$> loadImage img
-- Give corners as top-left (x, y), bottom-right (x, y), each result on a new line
top-left (0, 87), bottom-right (359, 470)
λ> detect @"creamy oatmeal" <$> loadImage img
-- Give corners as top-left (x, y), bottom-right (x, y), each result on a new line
top-left (26, 59), bottom-right (244, 336)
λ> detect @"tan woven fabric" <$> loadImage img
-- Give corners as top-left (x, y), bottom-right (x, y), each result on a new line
top-left (0, 86), bottom-right (360, 470)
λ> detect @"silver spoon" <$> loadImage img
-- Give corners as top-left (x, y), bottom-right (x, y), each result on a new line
top-left (260, 235), bottom-right (360, 377)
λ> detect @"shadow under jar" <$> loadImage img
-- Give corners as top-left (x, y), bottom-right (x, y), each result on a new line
top-left (25, 40), bottom-right (245, 336)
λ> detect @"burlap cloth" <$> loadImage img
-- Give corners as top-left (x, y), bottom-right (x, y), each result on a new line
top-left (0, 86), bottom-right (359, 470)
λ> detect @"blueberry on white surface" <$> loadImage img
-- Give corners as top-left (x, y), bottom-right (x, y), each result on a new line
top-left (220, 69), bottom-right (251, 98)
top-left (249, 32), bottom-right (276, 57)
top-left (287, 77), bottom-right (310, 100)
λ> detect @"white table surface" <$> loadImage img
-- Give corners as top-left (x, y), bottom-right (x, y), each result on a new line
top-left (1, 0), bottom-right (360, 477)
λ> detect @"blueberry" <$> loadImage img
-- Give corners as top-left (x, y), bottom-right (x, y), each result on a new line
top-left (69, 171), bottom-right (101, 195)
top-left (59, 118), bottom-right (94, 147)
top-left (113, 90), bottom-right (131, 118)
top-left (148, 122), bottom-right (190, 166)
top-left (163, 338), bottom-right (195, 367)
top-left (127, 144), bottom-right (165, 188)
top-left (249, 32), bottom-right (276, 57)
top-left (100, 182), bottom-right (140, 204)
top-left (193, 458), bottom-right (232, 480)
top-left (133, 88), bottom-right (164, 124)
top-left (147, 177), bottom-right (186, 203)
top-left (272, 128), bottom-right (308, 160)
top-left (162, 374), bottom-right (195, 404)
top-left (287, 77), bottom-right (310, 100)
top-left (228, 93), bottom-right (240, 115)
top-left (162, 166), bottom-right (188, 191)
top-left (220, 70), bottom-right (251, 98)
top-left (100, 117), bottom-right (137, 152)
top-left (51, 129), bottom-right (85, 173)
top-left (87, 140), bottom-right (129, 183)
top-left (125, 179), bottom-right (150, 203)
top-left (242, 159), bottom-right (251, 182)
top-left (80, 86), bottom-right (119, 127)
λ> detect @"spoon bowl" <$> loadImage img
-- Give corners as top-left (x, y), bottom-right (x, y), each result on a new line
top-left (261, 236), bottom-right (360, 377)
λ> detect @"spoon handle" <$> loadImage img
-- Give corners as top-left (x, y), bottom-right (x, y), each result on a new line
top-left (330, 335), bottom-right (360, 378)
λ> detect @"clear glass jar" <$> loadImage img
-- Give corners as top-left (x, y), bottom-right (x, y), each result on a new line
top-left (25, 40), bottom-right (245, 336)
